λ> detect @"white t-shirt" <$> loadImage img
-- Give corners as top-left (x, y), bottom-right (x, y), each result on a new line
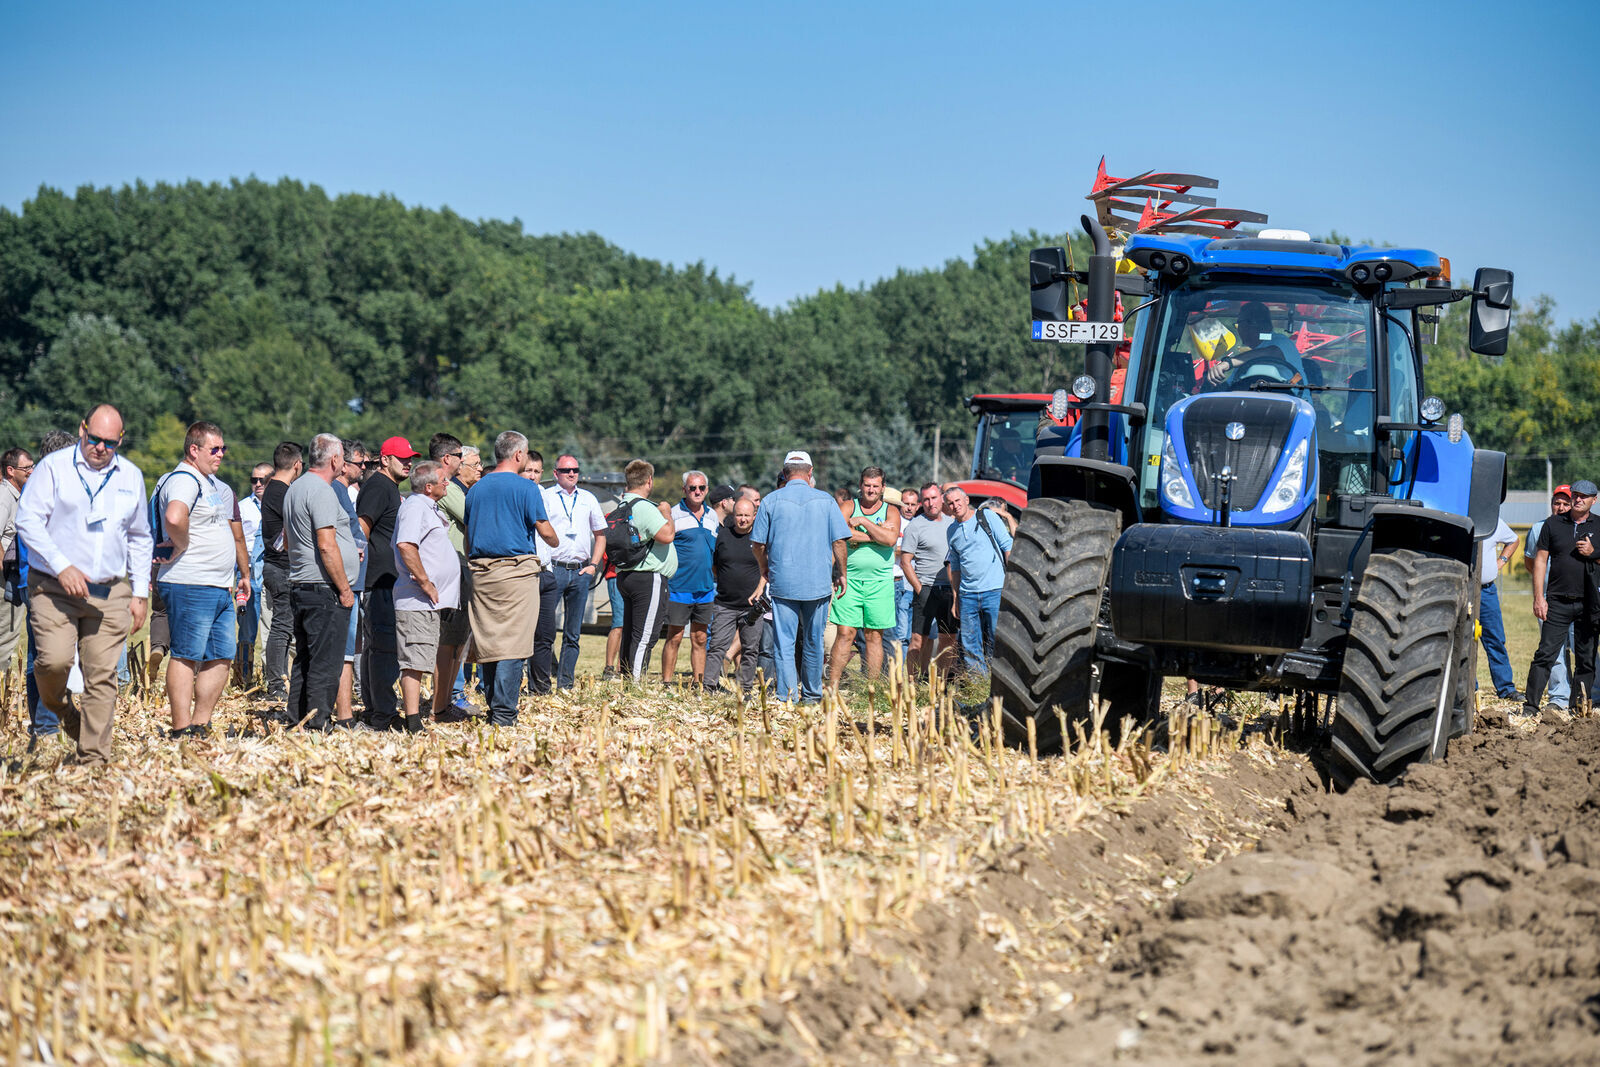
top-left (542, 485), bottom-right (607, 565)
top-left (156, 463), bottom-right (238, 588)
top-left (1478, 518), bottom-right (1516, 586)
top-left (393, 494), bottom-right (460, 612)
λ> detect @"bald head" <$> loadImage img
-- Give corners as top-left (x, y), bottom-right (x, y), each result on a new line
top-left (79, 404), bottom-right (125, 470)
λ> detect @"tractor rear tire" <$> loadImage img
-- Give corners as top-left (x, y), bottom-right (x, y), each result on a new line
top-left (1329, 549), bottom-right (1470, 790)
top-left (991, 499), bottom-right (1120, 754)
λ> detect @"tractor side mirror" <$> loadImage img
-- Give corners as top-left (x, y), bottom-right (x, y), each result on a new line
top-left (1468, 267), bottom-right (1513, 357)
top-left (1030, 247), bottom-right (1070, 322)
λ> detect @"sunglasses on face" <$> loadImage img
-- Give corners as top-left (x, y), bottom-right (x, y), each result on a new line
top-left (442, 452), bottom-right (462, 460)
top-left (555, 466), bottom-right (579, 474)
top-left (250, 476), bottom-right (268, 484)
top-left (10, 464), bottom-right (34, 474)
top-left (83, 433), bottom-right (120, 450)
top-left (687, 485), bottom-right (707, 492)
top-left (362, 460), bottom-right (382, 469)
top-left (209, 445), bottom-right (227, 457)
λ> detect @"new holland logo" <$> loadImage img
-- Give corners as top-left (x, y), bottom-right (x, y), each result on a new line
top-left (1225, 422), bottom-right (1246, 441)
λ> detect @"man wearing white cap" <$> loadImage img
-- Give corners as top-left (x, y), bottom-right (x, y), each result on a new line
top-left (750, 450), bottom-right (850, 703)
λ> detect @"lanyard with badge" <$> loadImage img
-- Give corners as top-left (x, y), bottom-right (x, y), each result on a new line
top-left (77, 462), bottom-right (116, 528)
top-left (558, 489), bottom-right (580, 542)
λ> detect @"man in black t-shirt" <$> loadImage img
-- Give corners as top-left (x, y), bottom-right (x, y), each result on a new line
top-left (704, 497), bottom-right (766, 694)
top-left (1526, 478), bottom-right (1600, 716)
top-left (356, 435), bottom-right (415, 730)
top-left (259, 441), bottom-right (302, 702)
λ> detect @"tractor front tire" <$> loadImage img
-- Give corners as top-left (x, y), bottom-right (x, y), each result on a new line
top-left (991, 499), bottom-right (1119, 754)
top-left (1329, 549), bottom-right (1470, 790)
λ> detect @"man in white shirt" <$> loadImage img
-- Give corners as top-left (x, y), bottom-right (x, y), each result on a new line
top-left (0, 447), bottom-right (34, 671)
top-left (542, 454), bottom-right (607, 689)
top-left (15, 404), bottom-right (153, 765)
top-left (154, 421), bottom-right (252, 738)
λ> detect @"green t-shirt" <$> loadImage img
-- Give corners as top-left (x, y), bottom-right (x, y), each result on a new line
top-left (623, 493), bottom-right (678, 578)
top-left (846, 500), bottom-right (895, 583)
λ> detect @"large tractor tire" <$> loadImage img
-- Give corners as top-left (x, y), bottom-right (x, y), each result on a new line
top-left (1329, 549), bottom-right (1470, 790)
top-left (990, 499), bottom-right (1120, 753)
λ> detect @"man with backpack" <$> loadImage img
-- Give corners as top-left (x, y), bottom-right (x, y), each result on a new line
top-left (152, 421), bottom-right (252, 738)
top-left (941, 486), bottom-right (1012, 676)
top-left (609, 459), bottom-right (677, 682)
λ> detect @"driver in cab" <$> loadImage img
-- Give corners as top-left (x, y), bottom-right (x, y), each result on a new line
top-left (1200, 302), bottom-right (1307, 388)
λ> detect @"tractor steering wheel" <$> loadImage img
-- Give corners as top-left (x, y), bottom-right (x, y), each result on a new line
top-left (1223, 351), bottom-right (1302, 390)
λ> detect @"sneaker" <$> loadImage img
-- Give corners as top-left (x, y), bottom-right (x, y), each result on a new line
top-left (434, 706), bottom-right (477, 724)
top-left (1497, 689), bottom-right (1523, 702)
top-left (185, 723), bottom-right (213, 739)
top-left (600, 666), bottom-right (618, 680)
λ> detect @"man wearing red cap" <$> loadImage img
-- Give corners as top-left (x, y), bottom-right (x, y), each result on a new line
top-left (356, 435), bottom-right (417, 731)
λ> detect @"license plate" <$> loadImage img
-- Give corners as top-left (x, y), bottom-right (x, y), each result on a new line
top-left (1031, 320), bottom-right (1124, 343)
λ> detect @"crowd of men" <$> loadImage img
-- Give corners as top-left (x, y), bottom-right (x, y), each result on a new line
top-left (0, 406), bottom-right (1018, 765)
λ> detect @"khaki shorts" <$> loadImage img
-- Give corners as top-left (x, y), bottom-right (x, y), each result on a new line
top-left (395, 609), bottom-right (441, 673)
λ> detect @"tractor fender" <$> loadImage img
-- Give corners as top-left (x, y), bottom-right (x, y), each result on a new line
top-left (1030, 456), bottom-right (1139, 529)
top-left (1467, 448), bottom-right (1507, 539)
top-left (1369, 503), bottom-right (1474, 566)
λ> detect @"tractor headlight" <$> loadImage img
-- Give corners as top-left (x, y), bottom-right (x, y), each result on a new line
top-left (1071, 375), bottom-right (1097, 400)
top-left (1262, 438), bottom-right (1309, 515)
top-left (1159, 435), bottom-right (1195, 510)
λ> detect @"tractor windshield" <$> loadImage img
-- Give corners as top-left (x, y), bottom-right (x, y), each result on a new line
top-left (1132, 279), bottom-right (1378, 509)
top-left (973, 410), bottom-right (1041, 488)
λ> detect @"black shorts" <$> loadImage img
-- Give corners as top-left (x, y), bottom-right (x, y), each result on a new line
top-left (666, 599), bottom-right (713, 628)
top-left (911, 584), bottom-right (956, 636)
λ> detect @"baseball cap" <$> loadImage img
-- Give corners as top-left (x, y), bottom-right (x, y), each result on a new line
top-left (707, 484), bottom-right (736, 507)
top-left (1571, 480), bottom-right (1599, 498)
top-left (783, 449), bottom-right (813, 467)
top-left (379, 436), bottom-right (420, 459)
top-left (1554, 484), bottom-right (1573, 499)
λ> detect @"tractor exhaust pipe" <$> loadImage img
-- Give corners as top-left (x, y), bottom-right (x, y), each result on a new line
top-left (1080, 213), bottom-right (1115, 463)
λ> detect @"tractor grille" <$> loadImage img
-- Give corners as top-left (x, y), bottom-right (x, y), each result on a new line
top-left (1182, 396), bottom-right (1298, 512)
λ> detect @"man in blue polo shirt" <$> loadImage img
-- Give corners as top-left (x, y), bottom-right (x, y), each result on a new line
top-left (660, 470), bottom-right (718, 686)
top-left (750, 451), bottom-right (850, 703)
top-left (943, 487), bottom-right (1012, 676)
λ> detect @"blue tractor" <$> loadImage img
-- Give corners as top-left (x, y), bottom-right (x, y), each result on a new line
top-left (992, 213), bottom-right (1514, 788)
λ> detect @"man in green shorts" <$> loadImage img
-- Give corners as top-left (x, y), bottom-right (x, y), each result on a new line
top-left (828, 466), bottom-right (901, 690)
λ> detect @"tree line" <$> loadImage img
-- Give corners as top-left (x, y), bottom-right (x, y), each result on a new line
top-left (0, 177), bottom-right (1584, 491)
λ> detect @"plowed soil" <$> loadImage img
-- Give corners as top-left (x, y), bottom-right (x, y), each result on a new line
top-left (750, 706), bottom-right (1600, 1065)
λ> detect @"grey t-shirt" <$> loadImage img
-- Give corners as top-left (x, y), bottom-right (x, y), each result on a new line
top-left (900, 514), bottom-right (954, 584)
top-left (285, 473), bottom-right (358, 587)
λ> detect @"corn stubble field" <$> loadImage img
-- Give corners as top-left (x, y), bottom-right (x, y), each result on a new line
top-left (0, 663), bottom-right (1290, 1066)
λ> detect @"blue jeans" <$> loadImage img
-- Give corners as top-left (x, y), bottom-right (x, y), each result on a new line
top-left (527, 569), bottom-right (559, 694)
top-left (551, 565), bottom-right (590, 689)
top-left (1548, 623), bottom-right (1574, 708)
top-left (26, 611), bottom-right (57, 737)
top-left (771, 596), bottom-right (829, 703)
top-left (1478, 581), bottom-right (1516, 696)
top-left (894, 579), bottom-right (913, 659)
top-left (479, 658), bottom-right (525, 725)
top-left (957, 588), bottom-right (1002, 675)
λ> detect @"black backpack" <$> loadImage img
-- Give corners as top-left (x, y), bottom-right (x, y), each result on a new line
top-left (603, 498), bottom-right (655, 572)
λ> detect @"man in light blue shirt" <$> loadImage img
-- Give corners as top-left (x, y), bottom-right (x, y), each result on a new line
top-left (750, 451), bottom-right (850, 703)
top-left (943, 488), bottom-right (1012, 675)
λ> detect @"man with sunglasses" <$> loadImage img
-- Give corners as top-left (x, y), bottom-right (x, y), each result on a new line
top-left (233, 462), bottom-right (271, 688)
top-left (15, 404), bottom-right (153, 765)
top-left (0, 447), bottom-right (35, 676)
top-left (661, 470), bottom-right (719, 687)
top-left (356, 436), bottom-right (417, 731)
top-left (541, 454), bottom-right (606, 689)
top-left (153, 421), bottom-right (251, 738)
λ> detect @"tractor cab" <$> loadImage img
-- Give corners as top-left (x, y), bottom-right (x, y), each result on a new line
top-left (958, 394), bottom-right (1062, 513)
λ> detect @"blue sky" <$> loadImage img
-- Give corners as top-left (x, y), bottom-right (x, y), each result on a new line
top-left (3, 1), bottom-right (1597, 321)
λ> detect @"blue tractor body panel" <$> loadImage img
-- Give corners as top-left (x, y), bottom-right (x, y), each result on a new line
top-left (1405, 429), bottom-right (1478, 517)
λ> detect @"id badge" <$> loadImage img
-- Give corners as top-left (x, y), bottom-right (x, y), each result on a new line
top-left (86, 501), bottom-right (107, 528)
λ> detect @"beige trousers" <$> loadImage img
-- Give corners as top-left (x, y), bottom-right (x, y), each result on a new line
top-left (29, 573), bottom-right (133, 764)
top-left (0, 596), bottom-right (24, 673)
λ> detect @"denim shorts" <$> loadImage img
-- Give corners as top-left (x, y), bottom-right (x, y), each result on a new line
top-left (158, 582), bottom-right (237, 663)
top-left (345, 595), bottom-right (362, 662)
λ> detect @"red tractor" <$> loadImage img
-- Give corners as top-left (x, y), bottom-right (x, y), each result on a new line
top-left (955, 394), bottom-right (1075, 515)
